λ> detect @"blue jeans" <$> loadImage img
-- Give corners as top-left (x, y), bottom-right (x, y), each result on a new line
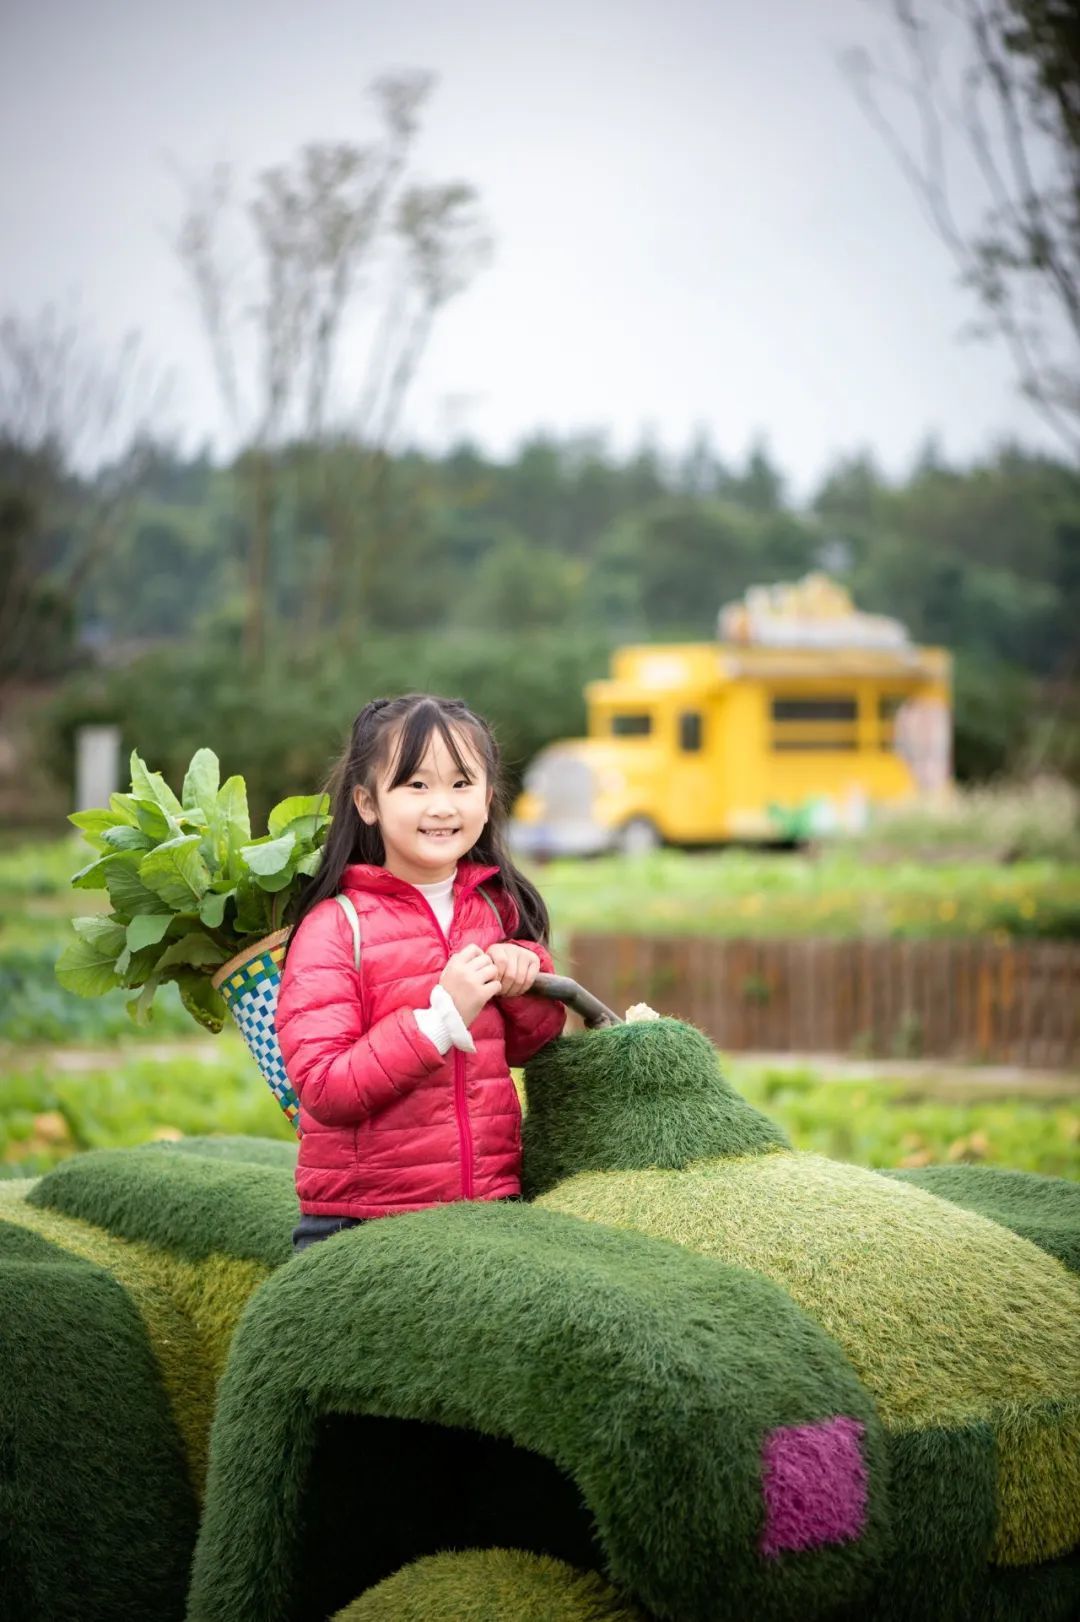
top-left (291, 1214), bottom-right (365, 1253)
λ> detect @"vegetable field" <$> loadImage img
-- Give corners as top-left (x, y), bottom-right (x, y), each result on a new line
top-left (1, 836), bottom-right (1076, 1182)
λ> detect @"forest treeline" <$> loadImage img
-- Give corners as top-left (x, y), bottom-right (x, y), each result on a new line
top-left (5, 429), bottom-right (1079, 820)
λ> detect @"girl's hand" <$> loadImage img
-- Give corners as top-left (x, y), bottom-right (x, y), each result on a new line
top-left (440, 945), bottom-right (502, 1025)
top-left (487, 941), bottom-right (540, 998)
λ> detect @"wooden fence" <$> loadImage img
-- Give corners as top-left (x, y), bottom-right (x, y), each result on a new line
top-left (567, 934), bottom-right (1080, 1068)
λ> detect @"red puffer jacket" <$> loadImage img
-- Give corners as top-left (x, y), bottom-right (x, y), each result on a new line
top-left (275, 861), bottom-right (566, 1218)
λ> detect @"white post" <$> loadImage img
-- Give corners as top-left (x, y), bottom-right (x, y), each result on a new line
top-left (74, 724), bottom-right (121, 812)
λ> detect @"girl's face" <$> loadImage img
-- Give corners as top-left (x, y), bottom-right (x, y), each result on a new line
top-left (353, 725), bottom-right (492, 886)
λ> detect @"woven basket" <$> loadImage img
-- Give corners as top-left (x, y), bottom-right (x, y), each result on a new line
top-left (211, 929), bottom-right (300, 1134)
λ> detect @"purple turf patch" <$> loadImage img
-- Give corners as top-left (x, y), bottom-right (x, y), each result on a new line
top-left (759, 1415), bottom-right (868, 1558)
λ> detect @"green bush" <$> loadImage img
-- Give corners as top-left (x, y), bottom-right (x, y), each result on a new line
top-left (852, 778), bottom-right (1080, 864)
top-left (39, 631), bottom-right (611, 827)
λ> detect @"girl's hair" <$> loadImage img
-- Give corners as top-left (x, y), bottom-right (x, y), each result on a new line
top-left (284, 693), bottom-right (551, 954)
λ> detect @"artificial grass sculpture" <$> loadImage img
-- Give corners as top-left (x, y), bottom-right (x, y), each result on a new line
top-left (329, 1549), bottom-right (649, 1621)
top-left (0, 1184), bottom-right (199, 1622)
top-left (185, 1199), bottom-right (888, 1622)
top-left (883, 1163), bottom-right (1080, 1274)
top-left (525, 1016), bottom-right (1080, 1619)
top-left (0, 1139), bottom-right (294, 1621)
top-left (522, 1016), bottom-right (790, 1196)
top-left (1, 1018), bottom-right (1078, 1622)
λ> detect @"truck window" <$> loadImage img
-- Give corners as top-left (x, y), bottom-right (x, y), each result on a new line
top-left (770, 695), bottom-right (858, 751)
top-left (878, 693), bottom-right (906, 750)
top-left (679, 712), bottom-right (703, 752)
top-left (772, 698), bottom-right (857, 722)
top-left (611, 714), bottom-right (652, 737)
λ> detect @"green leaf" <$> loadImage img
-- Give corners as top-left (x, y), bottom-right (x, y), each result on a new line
top-left (276, 817), bottom-right (329, 851)
top-left (127, 975), bottom-right (160, 1026)
top-left (130, 749), bottom-right (184, 818)
top-left (182, 748), bottom-right (220, 817)
top-left (139, 836), bottom-right (211, 911)
top-left (295, 849), bottom-right (324, 877)
top-left (102, 853), bottom-right (172, 918)
top-left (101, 825), bottom-right (154, 853)
top-left (234, 876), bottom-right (272, 937)
top-left (217, 775), bottom-right (251, 857)
top-left (56, 923), bottom-right (127, 997)
top-left (126, 914), bottom-right (173, 953)
top-left (268, 793), bottom-right (330, 838)
top-left (254, 865), bottom-right (295, 893)
top-left (166, 911), bottom-right (202, 933)
top-left (176, 973), bottom-right (228, 1033)
top-left (71, 855), bottom-right (112, 890)
top-left (199, 889), bottom-right (230, 929)
top-left (69, 809), bottom-right (124, 850)
top-left (152, 933), bottom-right (228, 972)
top-left (133, 797), bottom-right (177, 841)
top-left (70, 917), bottom-right (127, 952)
top-left (108, 793), bottom-right (140, 826)
top-left (117, 942), bottom-right (168, 988)
top-left (240, 831), bottom-right (295, 876)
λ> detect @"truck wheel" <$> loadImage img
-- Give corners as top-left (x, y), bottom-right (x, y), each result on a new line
top-left (616, 817), bottom-right (661, 856)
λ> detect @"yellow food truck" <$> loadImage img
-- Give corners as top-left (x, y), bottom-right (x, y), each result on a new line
top-left (510, 575), bottom-right (952, 855)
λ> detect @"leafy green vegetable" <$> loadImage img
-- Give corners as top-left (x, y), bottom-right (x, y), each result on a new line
top-left (125, 915), bottom-right (173, 954)
top-left (240, 832), bottom-right (295, 877)
top-left (139, 836), bottom-right (211, 910)
top-left (55, 918), bottom-right (127, 997)
top-left (56, 748), bottom-right (331, 1031)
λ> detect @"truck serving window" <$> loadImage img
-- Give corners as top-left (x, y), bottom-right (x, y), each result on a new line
top-left (770, 695), bottom-right (858, 751)
top-left (611, 714), bottom-right (652, 737)
top-left (679, 712), bottom-right (703, 752)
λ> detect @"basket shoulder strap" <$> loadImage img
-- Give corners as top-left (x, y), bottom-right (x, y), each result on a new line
top-left (476, 884), bottom-right (504, 931)
top-left (334, 893), bottom-right (363, 972)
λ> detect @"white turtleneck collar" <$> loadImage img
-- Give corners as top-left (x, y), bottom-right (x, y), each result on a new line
top-left (411, 866), bottom-right (457, 936)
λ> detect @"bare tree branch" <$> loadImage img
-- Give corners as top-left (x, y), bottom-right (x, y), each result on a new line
top-left (175, 164), bottom-right (243, 430)
top-left (843, 0), bottom-right (1080, 459)
top-left (0, 308), bottom-right (170, 696)
top-left (173, 70), bottom-right (491, 651)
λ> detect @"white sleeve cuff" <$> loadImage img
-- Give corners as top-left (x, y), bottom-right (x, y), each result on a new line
top-left (414, 984), bottom-right (476, 1055)
top-left (414, 1003), bottom-right (453, 1054)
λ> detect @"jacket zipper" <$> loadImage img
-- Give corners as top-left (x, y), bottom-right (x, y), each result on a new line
top-left (454, 1049), bottom-right (474, 1200)
top-left (411, 887), bottom-right (476, 1201)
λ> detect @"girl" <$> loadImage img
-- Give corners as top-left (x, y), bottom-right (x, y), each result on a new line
top-left (276, 693), bottom-right (566, 1252)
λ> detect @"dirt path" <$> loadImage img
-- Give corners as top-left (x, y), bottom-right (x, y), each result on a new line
top-left (0, 1039), bottom-right (229, 1074)
top-left (725, 1051), bottom-right (1080, 1102)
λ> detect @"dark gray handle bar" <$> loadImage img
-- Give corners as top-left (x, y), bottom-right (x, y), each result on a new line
top-left (531, 971), bottom-right (623, 1028)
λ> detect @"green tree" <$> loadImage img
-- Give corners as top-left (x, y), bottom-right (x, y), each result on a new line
top-left (721, 438), bottom-right (787, 513)
top-left (465, 534), bottom-right (581, 631)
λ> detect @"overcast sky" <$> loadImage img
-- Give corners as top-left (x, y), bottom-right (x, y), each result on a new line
top-left (1, 0), bottom-right (1066, 498)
